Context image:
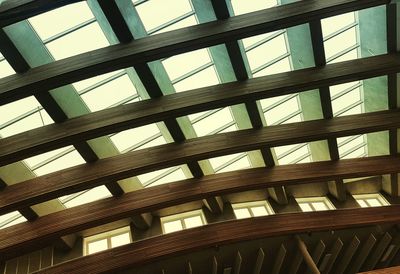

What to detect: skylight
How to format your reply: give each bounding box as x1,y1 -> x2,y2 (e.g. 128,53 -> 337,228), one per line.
0,211 -> 26,230
0,54 -> 14,78
138,166 -> 188,187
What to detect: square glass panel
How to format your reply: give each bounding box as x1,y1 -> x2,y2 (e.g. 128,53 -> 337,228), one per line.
216,155 -> 251,173
191,107 -> 234,137
298,203 -> 313,212
153,15 -> 197,35
312,202 -> 328,211
233,208 -> 251,219
173,65 -> 220,92
321,12 -> 355,38
0,59 -> 15,79
1,110 -> 53,138
324,27 -> 357,60
146,167 -> 188,187
88,239 -> 108,254
231,0 -> 277,15
47,22 -> 109,60
250,206 -> 269,217
184,216 -> 203,229
253,56 -> 291,77
63,186 -> 112,208
28,2 -> 94,41
34,150 -> 86,176
111,233 -> 131,248
163,220 -> 183,234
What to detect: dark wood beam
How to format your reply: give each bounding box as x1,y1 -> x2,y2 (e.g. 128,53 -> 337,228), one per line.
347,234 -> 377,273
34,207 -> 400,274
296,236 -> 320,274
253,248 -> 265,274
2,155 -> 400,259
1,53 -> 400,167
0,0 -> 389,105
359,266 -> 400,274
335,236 -> 360,274
363,232 -> 393,271
306,240 -> 325,274
1,110 -> 400,213
272,244 -> 287,274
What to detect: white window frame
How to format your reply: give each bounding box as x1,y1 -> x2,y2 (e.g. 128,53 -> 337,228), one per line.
232,200 -> 274,219
353,193 -> 389,207
296,197 -> 336,212
160,209 -> 206,234
83,226 -> 132,255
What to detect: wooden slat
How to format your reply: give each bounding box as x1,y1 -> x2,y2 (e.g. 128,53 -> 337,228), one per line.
1,155 -> 399,259
272,244 -> 287,274
363,232 -> 393,271
0,0 -> 390,105
360,266 -> 400,274
323,238 -> 343,274
253,248 -> 265,274
2,109 -> 400,213
347,234 -> 377,273
1,53 -> 400,167
212,256 -> 218,274
233,251 -> 242,274
296,236 -> 320,274
34,207 -> 400,274
335,235 -> 360,274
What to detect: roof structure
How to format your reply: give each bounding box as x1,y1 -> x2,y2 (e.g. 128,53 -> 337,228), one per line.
0,0 -> 399,273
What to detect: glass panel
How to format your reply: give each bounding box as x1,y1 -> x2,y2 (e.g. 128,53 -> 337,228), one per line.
153,15 -> 198,35
246,35 -> 287,70
324,27 -> 357,60
217,155 -> 251,173
111,233 -> 131,248
278,145 -> 309,165
63,186 -> 112,208
330,81 -> 360,98
47,23 -> 109,60
138,166 -> 186,187
263,96 -> 299,125
184,216 -> 203,229
88,239 -> 108,254
163,220 -> 183,233
250,206 -> 269,217
231,0 -> 277,15
0,59 -> 15,78
29,2 -> 94,41
0,96 -> 41,128
209,152 -> 245,171
191,107 -> 234,137
234,208 -> 251,219
1,216 -> 27,229
312,202 -> 329,211
356,199 -> 368,208
299,203 -> 313,212
34,150 -> 85,176
24,146 -> 73,168
81,75 -> 137,112
72,70 -> 124,91
366,198 -> 382,207
0,211 -> 26,229
321,12 -> 355,38
135,0 -> 193,32
253,57 -> 291,77
174,65 -> 220,92
329,48 -> 358,64
1,110 -> 53,138
331,88 -> 361,114
163,49 -> 212,81
147,167 -> 187,187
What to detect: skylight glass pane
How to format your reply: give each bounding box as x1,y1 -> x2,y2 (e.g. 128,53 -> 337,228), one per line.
147,167 -> 187,187
0,110 -> 53,138
278,145 -> 309,165
330,81 -> 360,98
63,186 -> 112,208
24,146 -> 73,168
28,2 -> 94,41
234,208 -> 251,219
357,199 -> 368,208
328,48 -> 358,64
250,206 -> 268,217
174,66 -> 220,92
34,150 -> 85,176
341,146 -> 366,159
0,96 -> 41,126
253,57 -> 291,77
263,96 -> 299,125
72,70 -> 125,91
0,211 -> 26,229
209,152 -> 247,172
111,124 -> 164,152
321,13 -> 355,38
338,135 -> 367,159
217,155 -> 250,173
153,15 -> 197,35
312,202 -> 328,211
231,0 -> 277,15
0,59 -> 15,78
163,220 -> 183,234
135,0 -> 193,32
88,239 -> 108,254
332,88 -> 361,114
81,75 -> 138,112
299,203 -> 313,212
337,103 -> 363,117
246,35 -> 287,70
46,23 -> 109,60
324,27 -> 357,60
338,135 -> 364,156
366,198 -> 382,207
163,49 -> 212,81
184,216 -> 203,229
191,107 -> 234,137
242,31 -> 281,49
111,233 -> 131,248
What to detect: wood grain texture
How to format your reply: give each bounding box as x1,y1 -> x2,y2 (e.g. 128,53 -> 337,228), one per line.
34,206 -> 400,274
1,110 -> 400,213
0,0 -> 389,105
2,155 -> 400,259
360,266 -> 400,273
1,53 -> 400,167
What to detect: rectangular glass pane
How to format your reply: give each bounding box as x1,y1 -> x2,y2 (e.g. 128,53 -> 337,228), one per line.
234,208 -> 251,219
184,216 -> 203,229
111,233 -> 131,248
88,239 -> 108,254
163,220 -> 183,234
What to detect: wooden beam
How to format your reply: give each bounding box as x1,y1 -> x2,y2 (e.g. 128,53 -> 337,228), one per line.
306,240 -> 325,274
253,248 -> 265,274
0,0 -> 390,105
2,155 -> 400,258
335,236 -> 361,274
212,256 -> 218,274
347,234 -> 377,273
34,207 -> 400,274
233,251 -> 242,274
2,109 -> 400,212
296,236 -> 320,274
1,53 -> 400,167
359,266 -> 400,274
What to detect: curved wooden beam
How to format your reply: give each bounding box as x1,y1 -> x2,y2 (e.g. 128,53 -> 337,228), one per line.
0,0 -> 389,105
1,53 -> 399,167
1,110 -> 400,214
1,155 -> 400,259
36,206 -> 400,274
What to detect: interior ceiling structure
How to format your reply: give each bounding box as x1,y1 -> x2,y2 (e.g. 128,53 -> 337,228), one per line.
0,0 -> 400,273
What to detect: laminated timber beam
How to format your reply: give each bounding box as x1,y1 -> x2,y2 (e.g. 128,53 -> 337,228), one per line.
35,206 -> 400,274
1,110 -> 400,214
1,53 -> 400,166
2,155 -> 400,259
0,0 -> 390,105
